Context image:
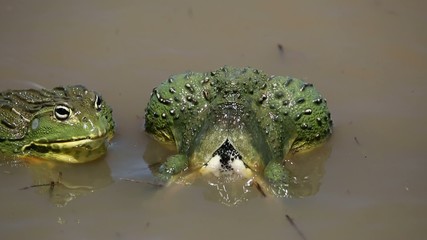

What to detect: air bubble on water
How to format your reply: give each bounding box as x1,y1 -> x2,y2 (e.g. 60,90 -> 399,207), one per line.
57,217 -> 66,224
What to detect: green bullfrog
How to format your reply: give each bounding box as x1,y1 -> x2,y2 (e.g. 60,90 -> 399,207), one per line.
0,85 -> 115,163
144,66 -> 332,196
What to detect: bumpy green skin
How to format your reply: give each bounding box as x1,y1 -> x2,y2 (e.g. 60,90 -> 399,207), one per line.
145,66 -> 332,194
0,85 -> 115,163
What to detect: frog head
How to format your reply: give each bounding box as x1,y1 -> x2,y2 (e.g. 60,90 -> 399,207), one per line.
1,85 -> 115,163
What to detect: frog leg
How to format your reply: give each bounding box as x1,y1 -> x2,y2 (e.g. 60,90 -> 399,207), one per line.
263,160 -> 292,197
157,154 -> 189,182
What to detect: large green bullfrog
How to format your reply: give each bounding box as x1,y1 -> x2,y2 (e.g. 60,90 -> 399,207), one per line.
0,85 -> 115,163
144,66 -> 332,196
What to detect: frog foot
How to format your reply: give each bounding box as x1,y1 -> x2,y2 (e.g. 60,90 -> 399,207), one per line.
157,154 -> 189,183
264,161 -> 292,197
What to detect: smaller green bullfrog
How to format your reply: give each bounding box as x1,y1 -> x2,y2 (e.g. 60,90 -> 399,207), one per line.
144,66 -> 332,196
0,85 -> 115,163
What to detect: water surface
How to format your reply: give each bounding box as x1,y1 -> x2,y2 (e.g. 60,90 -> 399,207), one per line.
1,1 -> 426,239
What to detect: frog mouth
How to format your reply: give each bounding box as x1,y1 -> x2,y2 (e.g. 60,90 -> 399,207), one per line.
22,134 -> 112,163
200,139 -> 253,179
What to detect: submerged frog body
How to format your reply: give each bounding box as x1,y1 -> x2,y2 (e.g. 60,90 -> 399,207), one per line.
0,85 -> 115,163
144,66 -> 332,196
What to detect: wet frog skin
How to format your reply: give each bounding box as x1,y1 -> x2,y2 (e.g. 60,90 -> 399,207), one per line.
144,66 -> 332,196
0,85 -> 115,163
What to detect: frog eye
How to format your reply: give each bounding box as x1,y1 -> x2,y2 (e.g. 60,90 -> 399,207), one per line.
54,105 -> 71,121
94,95 -> 103,111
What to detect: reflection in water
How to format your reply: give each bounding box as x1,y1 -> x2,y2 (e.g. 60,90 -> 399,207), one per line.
143,137 -> 331,206
142,136 -> 177,166
202,177 -> 261,206
286,142 -> 332,198
1,156 -> 113,207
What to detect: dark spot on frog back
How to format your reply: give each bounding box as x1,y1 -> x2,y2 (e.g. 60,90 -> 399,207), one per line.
274,91 -> 284,99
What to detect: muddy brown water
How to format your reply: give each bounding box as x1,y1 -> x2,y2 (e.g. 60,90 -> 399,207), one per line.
1,1 -> 426,239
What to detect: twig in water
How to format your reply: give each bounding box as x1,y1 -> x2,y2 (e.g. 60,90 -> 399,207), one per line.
277,43 -> 284,55
20,182 -> 55,190
286,214 -> 307,240
120,178 -> 164,187
354,136 -> 360,146
20,171 -> 63,191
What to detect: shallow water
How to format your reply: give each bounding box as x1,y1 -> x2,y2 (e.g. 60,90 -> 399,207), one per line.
1,0 -> 426,239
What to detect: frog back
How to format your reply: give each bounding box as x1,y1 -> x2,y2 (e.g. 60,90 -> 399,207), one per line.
144,66 -> 332,158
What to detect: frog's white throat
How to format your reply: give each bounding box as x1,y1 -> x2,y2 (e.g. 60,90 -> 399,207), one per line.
200,139 -> 252,179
